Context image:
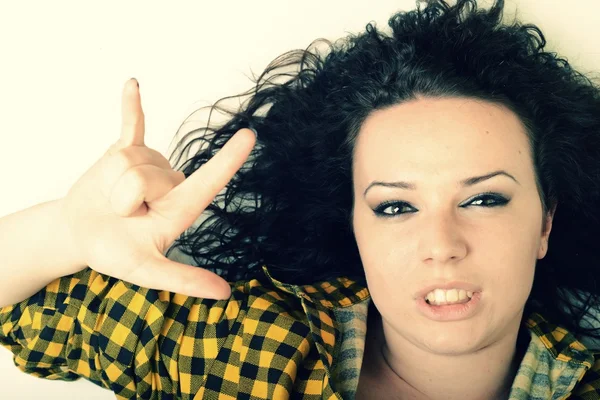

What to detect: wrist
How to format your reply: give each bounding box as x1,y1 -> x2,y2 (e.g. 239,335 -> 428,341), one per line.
53,198 -> 88,276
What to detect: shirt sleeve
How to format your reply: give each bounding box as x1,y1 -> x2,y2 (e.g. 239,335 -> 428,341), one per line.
0,267 -> 244,399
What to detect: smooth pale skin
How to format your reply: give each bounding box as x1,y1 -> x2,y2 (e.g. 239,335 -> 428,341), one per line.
61,79 -> 256,300
352,97 -> 555,399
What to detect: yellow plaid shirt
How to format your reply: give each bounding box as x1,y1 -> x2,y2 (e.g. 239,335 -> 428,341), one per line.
1,265 -> 599,399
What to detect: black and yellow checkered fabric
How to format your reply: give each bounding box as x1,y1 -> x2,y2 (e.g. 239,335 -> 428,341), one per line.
1,265 -> 599,399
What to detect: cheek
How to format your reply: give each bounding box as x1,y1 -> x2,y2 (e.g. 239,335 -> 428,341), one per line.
354,214 -> 394,266
484,229 -> 539,290
462,220 -> 539,314
485,213 -> 541,271
353,216 -> 413,292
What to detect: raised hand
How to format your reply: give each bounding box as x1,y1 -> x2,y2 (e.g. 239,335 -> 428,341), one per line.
60,78 -> 256,300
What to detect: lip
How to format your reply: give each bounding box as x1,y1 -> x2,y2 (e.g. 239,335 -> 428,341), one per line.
416,291 -> 482,322
414,281 -> 482,300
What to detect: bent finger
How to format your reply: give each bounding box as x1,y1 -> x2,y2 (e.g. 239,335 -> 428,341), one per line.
110,165 -> 185,217
106,146 -> 173,176
101,147 -> 174,200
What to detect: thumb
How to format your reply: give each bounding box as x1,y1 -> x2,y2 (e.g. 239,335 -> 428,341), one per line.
125,255 -> 232,300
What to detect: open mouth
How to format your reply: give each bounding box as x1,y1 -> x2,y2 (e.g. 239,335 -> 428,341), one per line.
417,291 -> 482,321
424,289 -> 475,306
425,297 -> 472,306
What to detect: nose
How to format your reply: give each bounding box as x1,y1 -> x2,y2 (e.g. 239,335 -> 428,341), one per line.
418,211 -> 468,265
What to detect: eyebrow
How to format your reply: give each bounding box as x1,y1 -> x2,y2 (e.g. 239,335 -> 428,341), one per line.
363,170 -> 520,197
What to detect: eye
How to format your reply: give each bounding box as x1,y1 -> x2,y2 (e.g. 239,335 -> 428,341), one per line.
463,193 -> 509,208
373,201 -> 415,217
372,192 -> 509,218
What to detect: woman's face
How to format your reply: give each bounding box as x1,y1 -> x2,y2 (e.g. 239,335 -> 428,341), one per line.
352,96 -> 554,355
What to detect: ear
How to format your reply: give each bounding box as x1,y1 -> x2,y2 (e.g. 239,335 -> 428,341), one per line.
538,203 -> 557,259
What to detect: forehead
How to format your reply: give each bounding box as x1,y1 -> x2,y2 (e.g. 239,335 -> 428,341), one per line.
352,97 -> 532,187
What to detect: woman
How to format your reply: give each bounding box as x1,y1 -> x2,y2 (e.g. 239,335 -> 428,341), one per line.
1,0 -> 599,398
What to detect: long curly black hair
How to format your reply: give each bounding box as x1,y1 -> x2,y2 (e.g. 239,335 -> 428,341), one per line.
165,0 -> 600,340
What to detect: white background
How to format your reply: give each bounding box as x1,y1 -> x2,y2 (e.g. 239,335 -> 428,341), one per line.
1,1 -> 598,398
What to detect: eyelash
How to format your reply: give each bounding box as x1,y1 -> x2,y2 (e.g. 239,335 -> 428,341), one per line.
373,192 -> 510,218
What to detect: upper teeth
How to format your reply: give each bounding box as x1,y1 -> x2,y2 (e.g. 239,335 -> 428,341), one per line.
425,289 -> 474,304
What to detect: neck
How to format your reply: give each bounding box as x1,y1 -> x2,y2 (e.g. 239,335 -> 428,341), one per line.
362,307 -> 528,400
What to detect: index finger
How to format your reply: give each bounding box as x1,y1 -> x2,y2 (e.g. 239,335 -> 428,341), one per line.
155,128 -> 257,230
118,78 -> 145,149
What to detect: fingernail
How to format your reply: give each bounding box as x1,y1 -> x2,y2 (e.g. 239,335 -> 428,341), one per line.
130,77 -> 139,88
249,127 -> 258,137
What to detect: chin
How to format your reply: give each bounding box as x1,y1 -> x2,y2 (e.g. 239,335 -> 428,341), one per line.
417,326 -> 485,355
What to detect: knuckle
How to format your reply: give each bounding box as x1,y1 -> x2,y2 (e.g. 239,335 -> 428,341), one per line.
112,148 -> 150,171
118,147 -> 139,162
126,166 -> 149,188
111,151 -> 134,173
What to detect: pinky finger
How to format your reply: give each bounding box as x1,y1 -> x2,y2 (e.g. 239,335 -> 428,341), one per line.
126,253 -> 232,300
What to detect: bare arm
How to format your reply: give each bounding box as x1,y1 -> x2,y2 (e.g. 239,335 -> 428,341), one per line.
0,199 -> 85,308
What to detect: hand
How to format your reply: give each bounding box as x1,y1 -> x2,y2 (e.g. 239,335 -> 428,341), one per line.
60,78 -> 256,300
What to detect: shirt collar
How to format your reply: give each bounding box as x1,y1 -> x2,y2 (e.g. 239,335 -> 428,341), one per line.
260,265 -> 370,308
509,312 -> 596,398
525,312 -> 595,365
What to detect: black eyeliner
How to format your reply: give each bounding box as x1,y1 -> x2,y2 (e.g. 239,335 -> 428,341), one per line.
372,192 -> 510,218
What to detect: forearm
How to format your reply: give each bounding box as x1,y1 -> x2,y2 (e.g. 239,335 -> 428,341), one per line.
0,199 -> 86,308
